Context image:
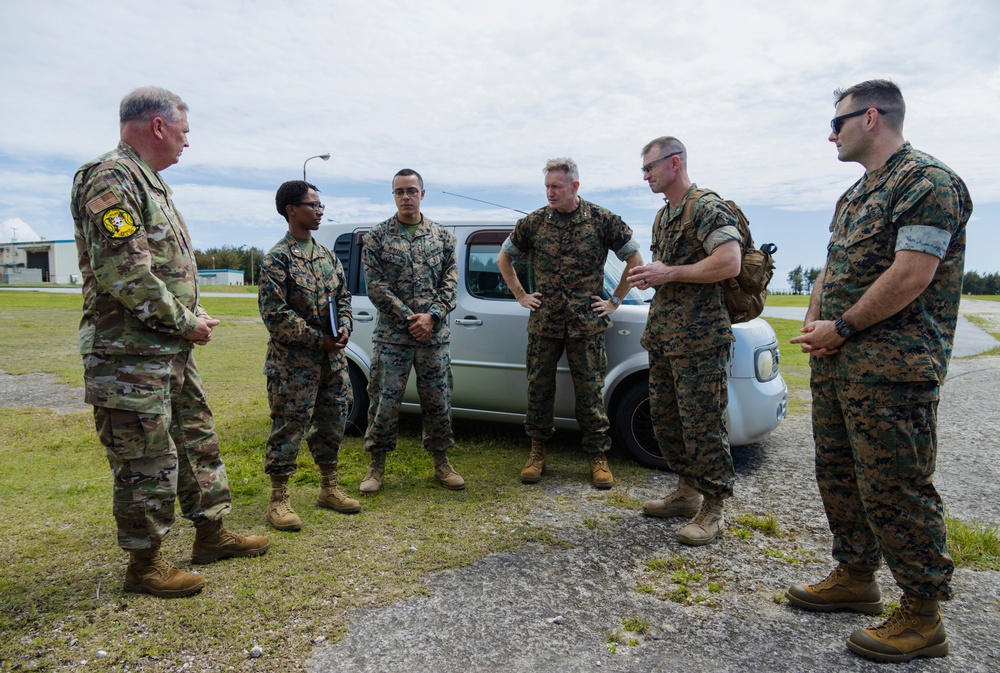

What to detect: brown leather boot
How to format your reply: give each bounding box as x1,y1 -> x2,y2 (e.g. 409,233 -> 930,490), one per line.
267,474 -> 302,531
847,593 -> 948,662
677,497 -> 724,546
642,475 -> 704,518
124,547 -> 205,598
520,439 -> 546,483
587,453 -> 614,489
431,451 -> 466,490
359,451 -> 386,494
317,464 -> 361,513
786,564 -> 884,614
191,520 -> 270,565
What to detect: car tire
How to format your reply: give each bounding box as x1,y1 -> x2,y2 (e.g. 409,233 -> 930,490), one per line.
345,362 -> 369,436
613,378 -> 667,470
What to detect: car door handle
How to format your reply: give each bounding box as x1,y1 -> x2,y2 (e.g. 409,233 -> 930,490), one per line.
454,317 -> 483,326
355,312 -> 374,322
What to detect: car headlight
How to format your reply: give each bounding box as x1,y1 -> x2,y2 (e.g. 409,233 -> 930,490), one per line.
754,343 -> 780,382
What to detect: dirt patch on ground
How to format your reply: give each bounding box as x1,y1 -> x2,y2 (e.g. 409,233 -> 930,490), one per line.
0,370 -> 90,414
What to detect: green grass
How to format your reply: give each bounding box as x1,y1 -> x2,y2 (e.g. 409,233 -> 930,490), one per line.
1,292 -> 628,671
638,554 -> 720,606
762,294 -> 811,307
947,517 -> 1000,570
733,512 -> 783,537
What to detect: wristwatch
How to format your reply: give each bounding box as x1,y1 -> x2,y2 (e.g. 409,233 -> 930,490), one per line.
610,296 -> 621,306
834,317 -> 857,340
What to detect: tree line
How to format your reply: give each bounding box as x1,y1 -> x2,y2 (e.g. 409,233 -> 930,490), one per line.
786,265 -> 1000,296
194,245 -> 266,285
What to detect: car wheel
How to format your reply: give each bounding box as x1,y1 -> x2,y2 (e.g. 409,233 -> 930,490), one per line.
345,362 -> 369,436
613,378 -> 667,470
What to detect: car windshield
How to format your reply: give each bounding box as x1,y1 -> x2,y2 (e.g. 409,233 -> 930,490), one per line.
604,254 -> 654,305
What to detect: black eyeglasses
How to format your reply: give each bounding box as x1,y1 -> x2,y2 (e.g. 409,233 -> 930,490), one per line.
293,201 -> 325,210
392,188 -> 421,197
830,108 -> 885,134
641,151 -> 683,174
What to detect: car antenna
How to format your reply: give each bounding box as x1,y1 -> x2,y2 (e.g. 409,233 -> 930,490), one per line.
442,191 -> 529,215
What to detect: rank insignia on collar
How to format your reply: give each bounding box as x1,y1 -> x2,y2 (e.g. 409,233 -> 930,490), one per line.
102,208 -> 138,239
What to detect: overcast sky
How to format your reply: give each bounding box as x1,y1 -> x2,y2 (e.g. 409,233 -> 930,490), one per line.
1,0 -> 997,290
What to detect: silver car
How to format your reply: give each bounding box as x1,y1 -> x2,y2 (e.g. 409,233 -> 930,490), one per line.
316,222 -> 788,469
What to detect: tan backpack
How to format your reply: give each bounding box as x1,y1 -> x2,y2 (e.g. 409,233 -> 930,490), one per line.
656,188 -> 777,323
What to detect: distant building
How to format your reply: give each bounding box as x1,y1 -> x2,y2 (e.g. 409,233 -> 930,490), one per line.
0,239 -> 80,284
197,269 -> 245,286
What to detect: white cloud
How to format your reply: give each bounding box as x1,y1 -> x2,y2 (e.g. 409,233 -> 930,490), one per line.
0,218 -> 42,243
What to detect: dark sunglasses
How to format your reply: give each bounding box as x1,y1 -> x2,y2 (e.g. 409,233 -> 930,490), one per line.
830,108 -> 885,134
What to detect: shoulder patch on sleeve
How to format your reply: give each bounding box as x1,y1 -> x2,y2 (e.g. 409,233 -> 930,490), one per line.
86,191 -> 121,214
101,208 -> 139,239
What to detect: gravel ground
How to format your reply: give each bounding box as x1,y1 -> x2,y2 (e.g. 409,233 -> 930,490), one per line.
310,357 -> 1000,673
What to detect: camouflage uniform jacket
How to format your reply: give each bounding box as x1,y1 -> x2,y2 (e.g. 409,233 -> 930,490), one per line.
363,215 -> 458,346
71,141 -> 203,358
258,232 -> 353,376
814,142 -> 971,384
506,199 -> 638,338
641,185 -> 741,355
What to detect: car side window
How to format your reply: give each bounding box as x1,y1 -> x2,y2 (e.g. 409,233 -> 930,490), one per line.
467,243 -> 533,300
465,229 -> 533,301
334,231 -> 367,295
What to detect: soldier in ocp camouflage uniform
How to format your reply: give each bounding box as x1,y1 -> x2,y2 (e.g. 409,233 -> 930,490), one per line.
786,80 -> 971,663
497,158 -> 641,489
258,181 -> 359,531
71,86 -> 268,599
359,169 -> 465,494
628,137 -> 743,546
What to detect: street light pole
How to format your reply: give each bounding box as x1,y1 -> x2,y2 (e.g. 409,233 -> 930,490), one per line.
303,153 -> 330,180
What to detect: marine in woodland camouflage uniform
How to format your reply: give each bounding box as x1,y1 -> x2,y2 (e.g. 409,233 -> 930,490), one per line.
786,80 -> 971,663
71,86 -> 267,598
629,137 -> 743,546
260,206 -> 353,475
258,181 -> 359,528
498,158 -> 641,488
359,169 -> 464,493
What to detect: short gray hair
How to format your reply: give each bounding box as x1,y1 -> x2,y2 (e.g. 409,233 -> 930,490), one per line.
120,86 -> 188,124
641,136 -> 686,163
543,157 -> 579,182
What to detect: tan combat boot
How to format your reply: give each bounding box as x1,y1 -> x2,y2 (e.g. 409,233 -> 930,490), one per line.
317,464 -> 361,513
642,474 -> 704,518
191,520 -> 270,565
359,451 -> 386,494
432,451 -> 466,490
846,594 -> 948,662
677,496 -> 724,545
587,453 -> 614,489
520,439 -> 546,483
786,564 -> 884,614
123,547 -> 205,598
267,474 -> 303,531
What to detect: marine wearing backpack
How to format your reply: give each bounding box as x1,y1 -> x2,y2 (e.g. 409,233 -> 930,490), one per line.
653,188 -> 777,323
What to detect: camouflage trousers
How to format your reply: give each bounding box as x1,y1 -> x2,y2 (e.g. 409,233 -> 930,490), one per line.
265,352 -> 351,475
525,333 -> 610,454
86,350 -> 231,551
811,373 -> 953,599
364,341 -> 454,453
648,345 -> 733,499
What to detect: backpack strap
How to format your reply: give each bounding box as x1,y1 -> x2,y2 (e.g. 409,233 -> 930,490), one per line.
679,188 -> 721,258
